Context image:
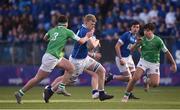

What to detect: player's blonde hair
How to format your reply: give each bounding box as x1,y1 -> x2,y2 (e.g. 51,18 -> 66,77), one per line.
84,14 -> 97,22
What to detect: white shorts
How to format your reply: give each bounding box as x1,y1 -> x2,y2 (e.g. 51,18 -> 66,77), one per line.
40,53 -> 62,72
137,58 -> 160,75
69,55 -> 101,83
115,55 -> 136,73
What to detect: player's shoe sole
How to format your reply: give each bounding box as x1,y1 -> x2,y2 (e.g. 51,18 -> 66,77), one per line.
121,95 -> 129,102
99,94 -> 114,101
43,86 -> 54,103
14,92 -> 22,104
129,93 -> 140,99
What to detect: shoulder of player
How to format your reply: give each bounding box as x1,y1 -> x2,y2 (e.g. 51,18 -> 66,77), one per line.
60,27 -> 74,34
154,35 -> 163,42
77,27 -> 89,36
123,31 -> 130,36
119,31 -> 129,39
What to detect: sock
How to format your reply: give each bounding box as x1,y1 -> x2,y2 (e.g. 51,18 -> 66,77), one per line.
18,89 -> 25,97
92,89 -> 98,95
59,83 -> 65,90
99,90 -> 105,96
47,85 -> 54,94
47,85 -> 51,89
112,75 -> 116,79
124,92 -> 131,97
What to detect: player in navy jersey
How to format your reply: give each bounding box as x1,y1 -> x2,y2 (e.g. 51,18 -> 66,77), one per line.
43,14 -> 113,103
105,21 -> 140,99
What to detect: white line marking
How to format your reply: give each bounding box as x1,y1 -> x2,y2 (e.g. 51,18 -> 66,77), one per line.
0,99 -> 179,104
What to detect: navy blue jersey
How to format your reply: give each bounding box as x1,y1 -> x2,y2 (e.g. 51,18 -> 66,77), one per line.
118,31 -> 137,57
71,25 -> 90,59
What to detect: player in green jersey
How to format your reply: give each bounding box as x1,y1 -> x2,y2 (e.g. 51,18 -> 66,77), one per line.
122,23 -> 177,102
14,15 -> 93,104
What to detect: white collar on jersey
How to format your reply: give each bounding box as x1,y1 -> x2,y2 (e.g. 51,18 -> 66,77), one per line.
82,24 -> 87,28
146,34 -> 155,41
57,25 -> 66,28
129,31 -> 136,36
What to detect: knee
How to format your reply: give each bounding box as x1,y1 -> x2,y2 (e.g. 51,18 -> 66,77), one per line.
131,76 -> 139,83
91,73 -> 98,78
67,64 -> 75,74
96,66 -> 106,74
127,76 -> 132,81
123,75 -> 131,82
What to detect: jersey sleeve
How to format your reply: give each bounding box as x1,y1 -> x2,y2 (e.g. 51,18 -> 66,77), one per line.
118,32 -> 128,45
159,38 -> 168,53
67,29 -> 81,41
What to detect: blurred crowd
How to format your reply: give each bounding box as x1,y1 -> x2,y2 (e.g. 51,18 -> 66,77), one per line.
0,0 -> 179,43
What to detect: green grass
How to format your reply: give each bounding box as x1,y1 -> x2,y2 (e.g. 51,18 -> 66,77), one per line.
0,86 -> 180,109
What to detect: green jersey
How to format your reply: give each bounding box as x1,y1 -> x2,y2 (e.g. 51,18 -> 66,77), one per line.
45,26 -> 80,58
139,35 -> 168,63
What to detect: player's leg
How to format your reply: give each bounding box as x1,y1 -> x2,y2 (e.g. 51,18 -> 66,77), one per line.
86,57 -> 113,101
143,62 -> 160,92
127,67 -> 140,99
43,75 -> 64,103
43,57 -> 74,103
105,57 -> 131,84
51,75 -> 64,89
84,69 -> 99,99
56,57 -> 75,85
14,69 -> 50,104
15,53 -> 57,104
122,67 -> 144,102
51,56 -> 84,97
148,74 -> 160,88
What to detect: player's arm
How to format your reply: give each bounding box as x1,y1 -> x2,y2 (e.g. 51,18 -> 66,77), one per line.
87,36 -> 100,49
74,30 -> 94,45
115,41 -> 122,59
115,41 -> 125,65
88,51 -> 102,60
131,36 -> 142,52
165,51 -> 177,71
70,29 -> 94,44
165,51 -> 177,73
43,33 -> 50,41
160,40 -> 177,73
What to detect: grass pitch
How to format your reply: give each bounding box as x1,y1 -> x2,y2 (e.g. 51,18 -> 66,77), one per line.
0,86 -> 180,109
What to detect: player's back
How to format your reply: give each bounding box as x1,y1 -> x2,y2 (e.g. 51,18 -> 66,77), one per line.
46,26 -> 74,58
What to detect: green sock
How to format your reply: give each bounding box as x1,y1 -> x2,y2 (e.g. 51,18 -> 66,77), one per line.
19,89 -> 25,97
59,83 -> 65,90
125,92 -> 131,96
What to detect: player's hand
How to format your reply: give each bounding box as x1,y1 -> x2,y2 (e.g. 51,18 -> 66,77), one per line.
98,42 -> 101,47
170,64 -> 177,73
94,52 -> 102,60
119,58 -> 126,65
86,32 -> 93,38
136,37 -> 142,44
86,28 -> 95,38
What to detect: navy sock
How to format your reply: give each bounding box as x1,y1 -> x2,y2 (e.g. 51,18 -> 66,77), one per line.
47,85 -> 54,94
92,89 -> 98,94
99,90 -> 105,96
47,85 -> 51,89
